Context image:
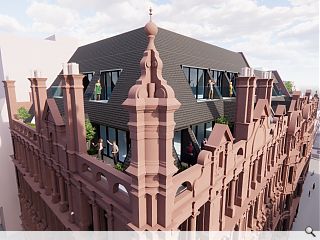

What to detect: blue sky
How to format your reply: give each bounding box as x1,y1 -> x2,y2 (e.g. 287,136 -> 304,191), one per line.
0,0 -> 318,91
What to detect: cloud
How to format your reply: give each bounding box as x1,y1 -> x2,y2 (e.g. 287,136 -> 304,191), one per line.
0,15 -> 25,32
3,0 -> 319,90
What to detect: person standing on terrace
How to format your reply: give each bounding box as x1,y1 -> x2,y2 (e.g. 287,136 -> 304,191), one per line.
207,79 -> 215,99
229,81 -> 233,97
107,140 -> 119,165
95,79 -> 102,100
92,138 -> 104,161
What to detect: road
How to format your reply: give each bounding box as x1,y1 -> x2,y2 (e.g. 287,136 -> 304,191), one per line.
292,125 -> 320,231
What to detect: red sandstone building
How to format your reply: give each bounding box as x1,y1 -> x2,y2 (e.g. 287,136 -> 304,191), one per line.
2,17 -> 319,231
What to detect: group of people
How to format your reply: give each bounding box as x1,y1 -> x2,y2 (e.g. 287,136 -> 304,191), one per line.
92,138 -> 119,165
308,171 -> 316,198
94,78 -> 234,101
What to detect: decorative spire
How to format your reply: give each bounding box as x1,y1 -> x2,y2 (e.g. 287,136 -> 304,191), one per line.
149,7 -> 152,21
124,8 -> 177,100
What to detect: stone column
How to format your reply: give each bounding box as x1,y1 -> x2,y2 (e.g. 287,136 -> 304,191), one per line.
92,202 -> 100,231
67,180 -> 75,223
44,163 -> 52,196
58,175 -> 68,212
248,204 -> 254,228
189,211 -> 199,231
204,199 -> 215,230
226,178 -> 236,217
251,159 -> 258,189
229,179 -> 235,208
28,147 -> 34,178
50,167 -> 60,203
105,205 -> 114,230
24,144 -> 30,172
38,155 -> 44,189
33,153 -> 39,182
79,190 -> 89,230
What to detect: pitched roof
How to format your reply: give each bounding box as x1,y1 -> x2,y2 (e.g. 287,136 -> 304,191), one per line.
50,27 -> 249,130
274,105 -> 286,116
207,123 -> 234,147
253,99 -> 270,120
271,71 -> 290,97
42,98 -> 64,126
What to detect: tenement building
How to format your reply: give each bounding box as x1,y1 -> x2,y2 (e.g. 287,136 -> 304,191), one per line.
3,17 -> 319,231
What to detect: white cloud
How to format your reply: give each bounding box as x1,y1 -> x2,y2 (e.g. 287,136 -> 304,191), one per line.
27,2 -> 79,26
3,0 -> 318,91
0,15 -> 25,32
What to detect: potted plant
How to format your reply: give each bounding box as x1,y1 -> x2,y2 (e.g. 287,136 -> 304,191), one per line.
17,107 -> 31,122
215,115 -> 229,125
85,119 -> 96,150
114,162 -> 125,171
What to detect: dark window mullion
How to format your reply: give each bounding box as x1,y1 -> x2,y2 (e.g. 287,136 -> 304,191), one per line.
106,126 -> 109,157
196,69 -> 198,99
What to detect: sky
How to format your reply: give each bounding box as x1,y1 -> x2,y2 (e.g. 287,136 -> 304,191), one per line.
0,0 -> 318,92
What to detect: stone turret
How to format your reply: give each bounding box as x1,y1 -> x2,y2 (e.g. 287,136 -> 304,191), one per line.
122,10 -> 181,229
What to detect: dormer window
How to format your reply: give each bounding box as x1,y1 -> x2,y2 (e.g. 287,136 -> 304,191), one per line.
83,72 -> 94,93
182,65 -> 238,99
183,66 -> 205,99
94,69 -> 122,101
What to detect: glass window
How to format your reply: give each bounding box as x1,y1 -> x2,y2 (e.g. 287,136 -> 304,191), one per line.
51,86 -> 62,98
112,71 -> 118,87
98,70 -> 121,101
174,131 -> 181,158
183,67 -> 189,80
198,69 -> 204,99
108,127 -> 116,156
106,72 -> 112,100
100,126 -> 107,142
118,130 -> 127,162
205,122 -> 212,138
190,68 -> 197,97
196,123 -> 205,144
83,72 -> 93,93
192,125 -> 197,137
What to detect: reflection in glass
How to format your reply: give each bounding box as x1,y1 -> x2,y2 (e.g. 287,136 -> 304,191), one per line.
190,68 -> 197,97
196,123 -> 205,144
206,122 -> 212,138
174,131 -> 181,158
198,69 -> 204,99
118,130 -> 127,162
108,127 -> 116,156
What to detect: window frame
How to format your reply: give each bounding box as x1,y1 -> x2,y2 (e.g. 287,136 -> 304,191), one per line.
99,69 -> 122,100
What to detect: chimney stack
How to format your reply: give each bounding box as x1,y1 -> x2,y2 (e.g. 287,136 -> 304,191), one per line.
235,67 -> 256,140
61,63 -> 86,155
28,70 -> 47,133
256,71 -> 273,105
2,80 -> 17,128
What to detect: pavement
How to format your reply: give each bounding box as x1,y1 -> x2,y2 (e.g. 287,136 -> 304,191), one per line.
291,127 -> 320,231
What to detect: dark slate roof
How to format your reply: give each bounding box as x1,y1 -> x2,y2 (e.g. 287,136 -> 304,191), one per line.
271,70 -> 290,97
51,27 -> 249,130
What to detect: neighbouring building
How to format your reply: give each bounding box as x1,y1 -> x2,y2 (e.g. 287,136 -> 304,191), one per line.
0,33 -> 78,230
2,16 -> 319,231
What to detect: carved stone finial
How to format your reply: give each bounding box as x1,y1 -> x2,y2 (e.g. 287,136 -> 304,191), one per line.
144,7 -> 158,38
149,7 -> 152,21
